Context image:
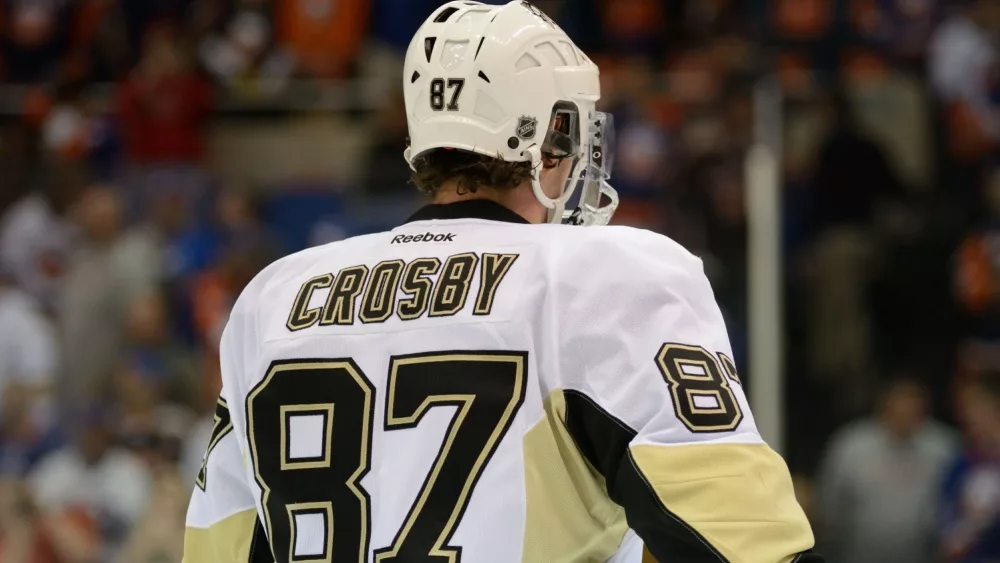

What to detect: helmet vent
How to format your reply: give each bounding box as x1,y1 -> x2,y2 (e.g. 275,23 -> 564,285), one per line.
474,37 -> 485,60
434,7 -> 460,22
456,8 -> 492,24
559,41 -> 579,65
478,70 -> 490,83
515,52 -> 541,72
424,37 -> 437,62
441,39 -> 470,70
411,71 -> 420,83
535,41 -> 566,66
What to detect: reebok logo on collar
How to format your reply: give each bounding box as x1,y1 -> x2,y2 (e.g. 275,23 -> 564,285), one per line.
391,232 -> 456,244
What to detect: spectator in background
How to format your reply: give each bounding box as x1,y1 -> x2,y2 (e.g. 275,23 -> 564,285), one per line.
191,235 -> 270,355
115,345 -> 195,462
940,373 -> 1000,562
0,261 -> 57,429
850,0 -> 939,68
817,378 -> 957,563
112,330 -> 193,563
0,395 -> 63,479
363,90 -> 413,194
198,0 -> 294,95
59,186 -> 133,404
73,0 -> 132,83
810,88 -> 903,237
593,0 -> 666,56
596,57 -> 671,227
118,0 -> 198,58
123,174 -> 211,284
28,404 -> 150,559
0,124 -> 39,212
39,82 -> 92,163
117,464 -> 187,563
0,162 -> 80,310
0,261 -> 61,478
117,22 -> 212,165
0,477 -> 100,563
275,0 -> 368,78
614,120 -> 669,202
0,0 -> 91,83
930,0 -> 1000,168
215,188 -> 279,254
669,149 -> 748,366
121,292 -> 198,408
805,87 -> 903,413
955,167 -> 1000,340
118,401 -> 189,563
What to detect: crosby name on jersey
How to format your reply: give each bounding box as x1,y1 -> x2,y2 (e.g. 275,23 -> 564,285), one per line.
184,200 -> 817,563
284,246 -> 518,330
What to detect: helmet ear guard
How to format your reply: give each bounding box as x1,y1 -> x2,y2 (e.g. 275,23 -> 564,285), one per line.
525,144 -> 568,223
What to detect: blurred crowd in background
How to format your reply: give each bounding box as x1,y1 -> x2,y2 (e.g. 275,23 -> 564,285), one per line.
0,0 -> 999,561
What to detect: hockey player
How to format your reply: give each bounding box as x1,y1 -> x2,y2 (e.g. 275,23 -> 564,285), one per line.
183,2 -> 822,562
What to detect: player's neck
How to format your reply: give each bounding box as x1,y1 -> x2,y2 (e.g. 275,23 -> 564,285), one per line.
432,182 -> 546,224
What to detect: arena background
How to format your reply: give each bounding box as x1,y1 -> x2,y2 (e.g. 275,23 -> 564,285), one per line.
0,0 -> 999,562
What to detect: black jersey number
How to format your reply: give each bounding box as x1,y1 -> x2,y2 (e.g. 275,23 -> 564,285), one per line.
247,360 -> 375,563
430,78 -> 465,111
655,344 -> 743,433
246,352 -> 527,563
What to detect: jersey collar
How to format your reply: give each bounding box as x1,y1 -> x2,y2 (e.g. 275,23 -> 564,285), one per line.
404,199 -> 530,225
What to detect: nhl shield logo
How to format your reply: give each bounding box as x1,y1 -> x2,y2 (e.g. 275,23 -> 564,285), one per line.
516,116 -> 538,140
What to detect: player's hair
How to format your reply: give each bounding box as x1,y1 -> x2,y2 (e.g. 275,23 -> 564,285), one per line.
410,149 -> 533,196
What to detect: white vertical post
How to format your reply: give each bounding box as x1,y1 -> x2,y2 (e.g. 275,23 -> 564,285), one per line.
746,78 -> 784,453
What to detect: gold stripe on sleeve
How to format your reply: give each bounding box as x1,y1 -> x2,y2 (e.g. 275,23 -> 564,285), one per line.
630,443 -> 814,563
183,509 -> 259,563
521,390 -> 630,563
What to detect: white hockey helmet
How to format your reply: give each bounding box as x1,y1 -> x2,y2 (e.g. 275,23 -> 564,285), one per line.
403,0 -> 618,225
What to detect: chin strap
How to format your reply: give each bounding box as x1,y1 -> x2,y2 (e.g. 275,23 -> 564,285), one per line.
525,145 -> 571,224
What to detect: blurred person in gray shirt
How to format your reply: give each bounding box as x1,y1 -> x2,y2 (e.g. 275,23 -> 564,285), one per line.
59,185 -> 162,406
817,378 -> 958,563
0,261 -> 56,427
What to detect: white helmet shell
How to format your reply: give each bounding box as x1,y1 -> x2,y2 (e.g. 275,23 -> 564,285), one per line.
403,1 -> 601,222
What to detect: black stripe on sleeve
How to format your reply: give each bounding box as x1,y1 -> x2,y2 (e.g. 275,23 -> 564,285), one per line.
247,517 -> 272,563
562,389 -> 729,562
562,390 -> 826,563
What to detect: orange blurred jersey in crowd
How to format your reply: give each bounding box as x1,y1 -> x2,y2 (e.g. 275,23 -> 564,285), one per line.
774,0 -> 833,39
947,101 -> 998,162
956,234 -> 995,313
275,0 -> 369,78
595,0 -> 665,40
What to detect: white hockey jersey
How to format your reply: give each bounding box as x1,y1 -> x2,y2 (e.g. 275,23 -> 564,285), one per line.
184,199 -> 818,563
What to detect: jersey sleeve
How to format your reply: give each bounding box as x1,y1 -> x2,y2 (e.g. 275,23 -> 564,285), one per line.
183,302 -> 268,563
557,228 -> 821,563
